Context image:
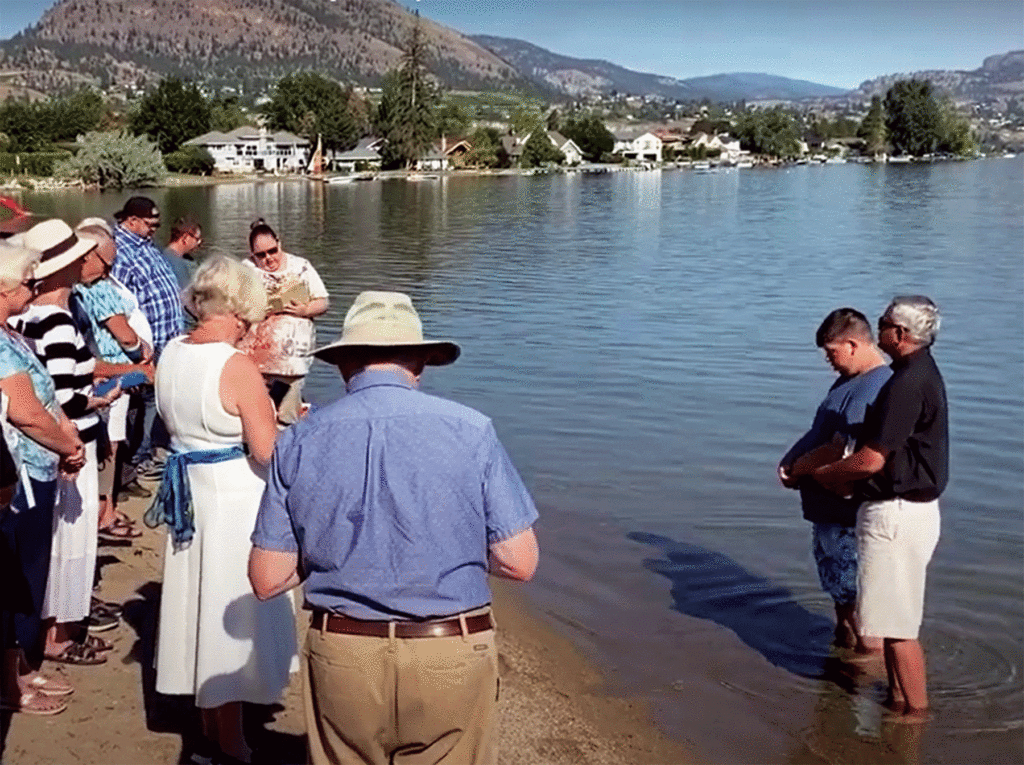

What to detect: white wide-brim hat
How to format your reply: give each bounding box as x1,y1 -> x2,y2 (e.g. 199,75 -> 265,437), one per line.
22,219 -> 97,279
312,291 -> 460,366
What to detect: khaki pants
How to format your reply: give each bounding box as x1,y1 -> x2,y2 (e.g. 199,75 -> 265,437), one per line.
303,611 -> 498,765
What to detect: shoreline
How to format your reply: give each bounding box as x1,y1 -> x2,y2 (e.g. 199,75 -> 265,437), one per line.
0,484 -> 695,765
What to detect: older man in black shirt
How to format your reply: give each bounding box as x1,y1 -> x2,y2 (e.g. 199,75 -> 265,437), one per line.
814,295 -> 947,721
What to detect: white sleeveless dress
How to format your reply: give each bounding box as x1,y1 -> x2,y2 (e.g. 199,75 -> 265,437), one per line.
153,337 -> 297,708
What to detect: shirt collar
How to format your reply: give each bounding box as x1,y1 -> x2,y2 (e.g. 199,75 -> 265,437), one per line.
346,368 -> 417,394
116,224 -> 150,246
891,345 -> 931,370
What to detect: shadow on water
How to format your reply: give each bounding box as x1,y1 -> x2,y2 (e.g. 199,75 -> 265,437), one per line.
628,531 -> 835,679
121,582 -> 305,765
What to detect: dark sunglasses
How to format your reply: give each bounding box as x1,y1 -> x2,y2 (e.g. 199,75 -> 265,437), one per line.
878,318 -> 903,332
252,245 -> 279,259
24,278 -> 42,293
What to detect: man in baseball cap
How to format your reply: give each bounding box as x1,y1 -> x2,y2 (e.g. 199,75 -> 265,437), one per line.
250,291 -> 539,765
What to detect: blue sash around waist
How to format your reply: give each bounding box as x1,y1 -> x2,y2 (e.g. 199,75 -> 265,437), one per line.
143,445 -> 246,545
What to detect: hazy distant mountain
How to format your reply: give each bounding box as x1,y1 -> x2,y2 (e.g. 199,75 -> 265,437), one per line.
848,50 -> 1024,102
0,0 -> 534,95
470,35 -> 847,102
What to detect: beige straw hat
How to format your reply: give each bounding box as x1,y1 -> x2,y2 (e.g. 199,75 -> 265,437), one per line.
312,291 -> 460,366
22,219 -> 97,278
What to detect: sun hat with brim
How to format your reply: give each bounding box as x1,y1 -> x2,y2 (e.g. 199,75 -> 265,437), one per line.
312,291 -> 460,366
22,219 -> 98,279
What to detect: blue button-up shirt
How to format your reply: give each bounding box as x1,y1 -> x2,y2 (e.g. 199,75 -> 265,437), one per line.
252,369 -> 539,620
112,225 -> 183,357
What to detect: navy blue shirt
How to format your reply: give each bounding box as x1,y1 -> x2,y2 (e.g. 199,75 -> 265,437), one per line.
782,364 -> 892,526
252,369 -> 539,620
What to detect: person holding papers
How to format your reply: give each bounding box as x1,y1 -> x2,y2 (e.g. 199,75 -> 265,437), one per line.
238,219 -> 328,426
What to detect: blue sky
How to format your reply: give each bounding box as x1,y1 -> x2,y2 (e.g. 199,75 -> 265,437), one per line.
1,0 -> 1021,88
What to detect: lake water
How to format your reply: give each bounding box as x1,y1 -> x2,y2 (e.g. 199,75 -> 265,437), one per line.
22,158 -> 1023,764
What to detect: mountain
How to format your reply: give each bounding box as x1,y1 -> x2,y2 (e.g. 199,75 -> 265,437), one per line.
847,50 -> 1024,103
470,35 -> 847,102
0,0 -> 535,96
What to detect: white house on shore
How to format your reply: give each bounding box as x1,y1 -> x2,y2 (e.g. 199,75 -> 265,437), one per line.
690,132 -> 746,164
613,131 -> 663,163
183,126 -> 309,173
329,137 -> 384,172
547,131 -> 584,165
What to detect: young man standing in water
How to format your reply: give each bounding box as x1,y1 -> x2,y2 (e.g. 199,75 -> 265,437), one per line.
779,308 -> 890,654
813,296 -> 947,721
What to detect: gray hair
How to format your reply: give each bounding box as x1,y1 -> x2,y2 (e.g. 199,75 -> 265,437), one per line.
76,224 -> 114,248
886,295 -> 941,346
0,241 -> 41,290
183,255 -> 267,324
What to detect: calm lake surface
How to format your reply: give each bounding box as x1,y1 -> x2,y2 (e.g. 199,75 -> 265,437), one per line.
23,158 -> 1023,764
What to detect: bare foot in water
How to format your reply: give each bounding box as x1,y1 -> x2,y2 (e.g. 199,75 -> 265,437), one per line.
884,705 -> 932,724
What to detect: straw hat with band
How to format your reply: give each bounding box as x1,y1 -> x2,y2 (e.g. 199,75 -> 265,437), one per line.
312,291 -> 460,367
22,219 -> 98,279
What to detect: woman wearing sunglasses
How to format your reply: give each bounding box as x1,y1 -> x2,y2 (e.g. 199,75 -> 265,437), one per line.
238,219 -> 328,426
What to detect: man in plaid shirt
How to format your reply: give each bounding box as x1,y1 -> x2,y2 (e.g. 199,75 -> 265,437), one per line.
111,197 -> 184,480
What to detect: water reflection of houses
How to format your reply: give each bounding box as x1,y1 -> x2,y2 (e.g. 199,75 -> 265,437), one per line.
183,127 -> 309,173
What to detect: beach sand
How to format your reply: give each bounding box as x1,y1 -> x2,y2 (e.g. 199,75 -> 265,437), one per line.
1,487 -> 694,765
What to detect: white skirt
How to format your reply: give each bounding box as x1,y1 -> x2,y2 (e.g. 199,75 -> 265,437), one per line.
43,441 -> 99,622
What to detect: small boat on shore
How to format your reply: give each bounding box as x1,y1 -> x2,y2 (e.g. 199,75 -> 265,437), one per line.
324,176 -> 355,185
406,174 -> 440,182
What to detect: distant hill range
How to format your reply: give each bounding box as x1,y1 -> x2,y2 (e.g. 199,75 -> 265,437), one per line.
0,0 -> 1019,108
846,50 -> 1024,103
469,35 -> 846,101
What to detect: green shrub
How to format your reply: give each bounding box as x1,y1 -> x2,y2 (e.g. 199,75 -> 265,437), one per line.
54,130 -> 165,189
164,146 -> 215,175
0,151 -> 73,175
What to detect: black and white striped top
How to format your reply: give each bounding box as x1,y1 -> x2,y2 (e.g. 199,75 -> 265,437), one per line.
9,304 -> 102,444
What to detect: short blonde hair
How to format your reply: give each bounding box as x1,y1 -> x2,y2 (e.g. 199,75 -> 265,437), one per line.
183,255 -> 267,324
0,242 -> 41,290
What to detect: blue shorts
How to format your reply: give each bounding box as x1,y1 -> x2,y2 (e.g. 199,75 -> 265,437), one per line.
812,522 -> 858,605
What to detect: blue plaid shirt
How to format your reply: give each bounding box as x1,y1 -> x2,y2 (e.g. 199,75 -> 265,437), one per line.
112,225 -> 183,357
252,369 -> 539,620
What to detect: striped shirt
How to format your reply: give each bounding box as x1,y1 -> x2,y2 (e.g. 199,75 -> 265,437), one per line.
112,225 -> 183,358
9,304 -> 102,444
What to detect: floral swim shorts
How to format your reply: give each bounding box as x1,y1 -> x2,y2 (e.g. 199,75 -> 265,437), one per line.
812,522 -> 858,605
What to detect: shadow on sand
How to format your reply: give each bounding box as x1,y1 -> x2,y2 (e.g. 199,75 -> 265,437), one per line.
121,581 -> 305,765
628,531 -> 839,679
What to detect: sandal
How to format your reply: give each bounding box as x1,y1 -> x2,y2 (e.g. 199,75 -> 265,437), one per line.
113,511 -> 137,527
0,689 -> 68,715
83,634 -> 114,653
20,671 -> 74,696
44,641 -> 107,666
90,596 -> 123,617
98,523 -> 142,542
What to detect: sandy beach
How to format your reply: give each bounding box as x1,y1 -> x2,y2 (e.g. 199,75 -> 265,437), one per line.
0,484 -> 694,765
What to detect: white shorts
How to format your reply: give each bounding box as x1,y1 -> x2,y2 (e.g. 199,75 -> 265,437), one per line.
104,394 -> 130,442
856,498 -> 941,640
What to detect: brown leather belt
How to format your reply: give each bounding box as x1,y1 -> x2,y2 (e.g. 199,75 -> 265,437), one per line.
311,610 -> 493,639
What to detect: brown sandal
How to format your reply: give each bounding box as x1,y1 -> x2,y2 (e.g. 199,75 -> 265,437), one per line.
20,671 -> 74,696
44,641 -> 107,665
0,690 -> 68,715
83,634 -> 114,653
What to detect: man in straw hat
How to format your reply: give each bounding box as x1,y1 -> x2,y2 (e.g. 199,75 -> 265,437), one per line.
249,291 -> 539,765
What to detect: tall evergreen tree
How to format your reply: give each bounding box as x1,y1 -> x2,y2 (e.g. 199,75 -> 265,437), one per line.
375,15 -> 440,169
857,95 -> 887,155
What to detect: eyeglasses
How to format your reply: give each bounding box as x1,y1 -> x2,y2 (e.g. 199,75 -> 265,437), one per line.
188,231 -> 203,245
144,217 -> 161,229
878,318 -> 903,332
252,245 -> 279,259
23,278 -> 41,294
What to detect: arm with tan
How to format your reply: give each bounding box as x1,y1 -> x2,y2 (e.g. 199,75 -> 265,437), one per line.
248,547 -> 301,601
1,371 -> 82,459
220,352 -> 277,466
813,444 -> 887,493
489,526 -> 539,582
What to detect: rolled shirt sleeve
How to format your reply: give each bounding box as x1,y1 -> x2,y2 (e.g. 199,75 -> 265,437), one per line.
480,424 -> 539,545
252,431 -> 300,553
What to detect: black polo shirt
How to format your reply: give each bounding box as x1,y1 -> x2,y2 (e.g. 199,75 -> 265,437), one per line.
858,347 -> 948,502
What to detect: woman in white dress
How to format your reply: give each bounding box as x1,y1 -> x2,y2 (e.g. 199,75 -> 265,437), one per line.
151,256 -> 296,764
